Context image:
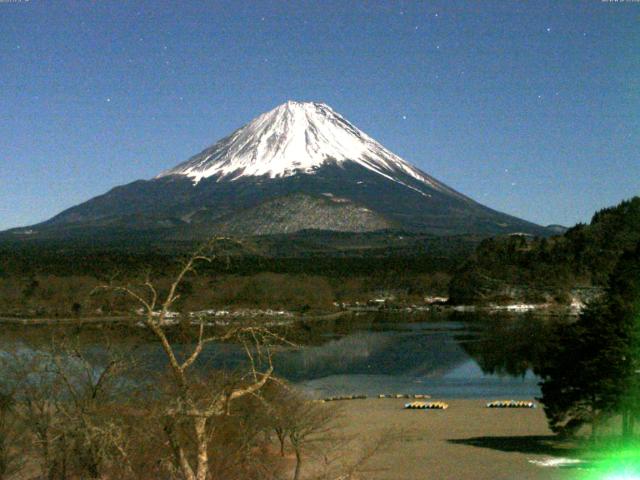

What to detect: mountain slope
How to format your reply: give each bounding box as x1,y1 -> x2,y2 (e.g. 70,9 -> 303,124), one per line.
6,101 -> 548,239
214,193 -> 393,235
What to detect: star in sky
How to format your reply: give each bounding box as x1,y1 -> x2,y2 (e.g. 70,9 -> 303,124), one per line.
2,0 -> 636,232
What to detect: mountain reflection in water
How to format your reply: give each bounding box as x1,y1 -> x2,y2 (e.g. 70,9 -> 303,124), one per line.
280,311 -> 562,398
0,311 -> 568,399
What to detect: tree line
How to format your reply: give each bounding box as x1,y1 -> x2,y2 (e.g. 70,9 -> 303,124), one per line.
449,196 -> 640,305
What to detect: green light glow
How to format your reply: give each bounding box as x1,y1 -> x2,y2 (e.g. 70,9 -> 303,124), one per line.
583,446 -> 640,480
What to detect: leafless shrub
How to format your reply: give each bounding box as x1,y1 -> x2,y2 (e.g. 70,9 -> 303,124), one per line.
90,238 -> 294,480
0,237 -> 390,480
0,389 -> 24,480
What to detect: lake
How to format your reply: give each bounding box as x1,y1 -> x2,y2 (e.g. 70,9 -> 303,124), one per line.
273,310 -> 560,398
0,310 -> 566,400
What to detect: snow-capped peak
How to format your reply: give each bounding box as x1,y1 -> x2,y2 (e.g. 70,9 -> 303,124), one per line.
157,101 -> 454,196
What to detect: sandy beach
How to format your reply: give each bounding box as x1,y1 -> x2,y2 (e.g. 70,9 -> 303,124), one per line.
335,398 -> 583,480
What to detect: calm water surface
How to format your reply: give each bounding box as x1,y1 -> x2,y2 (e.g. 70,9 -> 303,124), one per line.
274,312 -> 555,399
0,311 -> 565,399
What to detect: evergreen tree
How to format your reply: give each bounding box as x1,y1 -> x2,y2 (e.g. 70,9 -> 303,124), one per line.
538,241 -> 640,440
607,243 -> 640,438
539,300 -> 627,439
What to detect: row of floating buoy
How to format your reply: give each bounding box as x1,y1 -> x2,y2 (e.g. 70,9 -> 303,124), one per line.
486,400 -> 536,409
321,394 -> 432,402
378,394 -> 431,399
322,394 -> 368,402
317,396 -> 536,409
405,400 -> 536,410
404,401 -> 449,410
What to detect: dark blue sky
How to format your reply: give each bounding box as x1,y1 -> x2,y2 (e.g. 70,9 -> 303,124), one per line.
1,0 -> 638,230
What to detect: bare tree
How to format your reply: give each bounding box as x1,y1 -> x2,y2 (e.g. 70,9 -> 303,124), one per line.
8,350 -> 62,479
263,383 -> 336,480
0,389 -> 23,480
0,237 -> 391,480
0,325 -> 141,480
287,399 -> 334,480
93,238 -> 285,480
262,382 -> 391,480
49,332 -> 135,478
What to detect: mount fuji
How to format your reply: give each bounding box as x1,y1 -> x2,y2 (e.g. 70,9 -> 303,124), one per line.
8,101 -> 548,240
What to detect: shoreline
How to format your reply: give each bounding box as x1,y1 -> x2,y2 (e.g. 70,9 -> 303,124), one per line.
336,398 -> 580,479
0,310 -> 352,326
0,302 -> 578,326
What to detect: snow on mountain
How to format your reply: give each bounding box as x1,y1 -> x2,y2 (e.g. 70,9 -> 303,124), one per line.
157,101 -> 461,199
6,100 -> 549,240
